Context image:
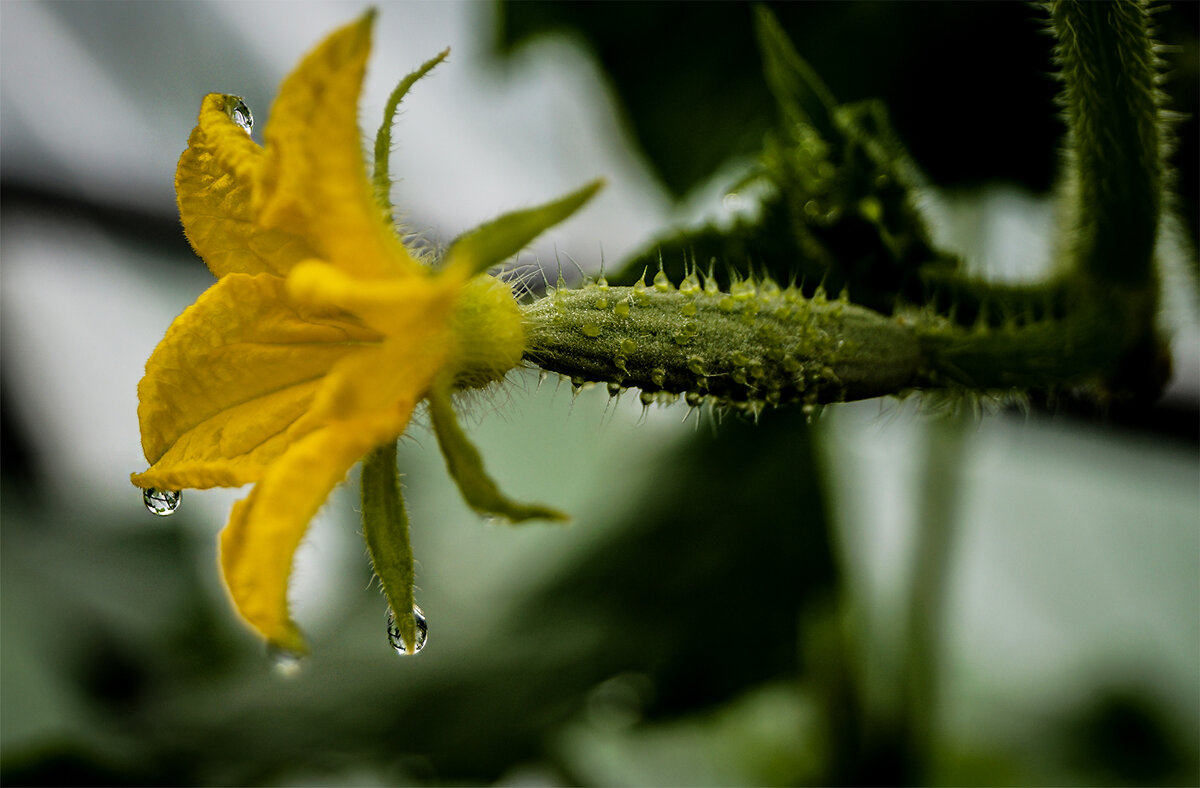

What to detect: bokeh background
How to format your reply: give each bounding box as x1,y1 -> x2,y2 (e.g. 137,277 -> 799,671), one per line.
2,1 -> 1197,785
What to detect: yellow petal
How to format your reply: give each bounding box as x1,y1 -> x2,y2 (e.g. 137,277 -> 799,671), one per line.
176,94 -> 318,277
218,286 -> 453,647
257,11 -> 421,280
290,326 -> 452,440
134,273 -> 380,489
219,417 -> 402,651
287,259 -> 464,337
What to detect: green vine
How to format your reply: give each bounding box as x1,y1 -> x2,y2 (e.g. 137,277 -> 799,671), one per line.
519,0 -> 1173,408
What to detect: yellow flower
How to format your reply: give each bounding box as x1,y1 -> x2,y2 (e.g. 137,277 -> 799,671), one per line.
131,11 -> 599,655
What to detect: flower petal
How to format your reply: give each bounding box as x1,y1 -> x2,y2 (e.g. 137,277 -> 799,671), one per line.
287,259 -> 463,337
258,11 -> 421,280
219,417 -> 401,651
134,273 -> 380,489
176,94 -> 318,277
289,328 -> 452,440
217,312 -> 449,649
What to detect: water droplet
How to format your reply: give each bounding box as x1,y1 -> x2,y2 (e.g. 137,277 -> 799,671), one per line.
571,375 -> 589,392
639,390 -> 655,406
387,605 -> 428,656
607,381 -> 622,397
224,96 -> 253,133
143,488 -> 182,516
267,645 -> 304,678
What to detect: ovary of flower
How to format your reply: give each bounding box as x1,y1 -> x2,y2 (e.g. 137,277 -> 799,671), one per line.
131,11 -> 598,653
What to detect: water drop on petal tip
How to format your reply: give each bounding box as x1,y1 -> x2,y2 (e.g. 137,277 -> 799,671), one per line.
387,605 -> 428,656
143,488 -> 182,516
267,645 -> 304,678
226,96 -> 253,133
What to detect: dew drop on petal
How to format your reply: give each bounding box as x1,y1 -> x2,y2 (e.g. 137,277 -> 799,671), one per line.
267,645 -> 304,678
143,488 -> 182,516
225,96 -> 253,133
386,605 -> 428,656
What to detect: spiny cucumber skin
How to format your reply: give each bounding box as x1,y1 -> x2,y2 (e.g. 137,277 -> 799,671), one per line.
521,280 -> 922,407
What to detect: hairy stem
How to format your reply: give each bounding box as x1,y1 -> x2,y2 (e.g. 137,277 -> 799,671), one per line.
360,442 -> 418,653
1051,0 -> 1162,287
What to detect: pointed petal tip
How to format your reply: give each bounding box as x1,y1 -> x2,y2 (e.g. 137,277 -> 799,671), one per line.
268,625 -> 309,657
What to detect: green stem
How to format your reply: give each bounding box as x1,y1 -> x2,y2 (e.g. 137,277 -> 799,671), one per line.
522,278 -> 921,408
360,442 -> 418,653
898,412 -> 968,782
1051,0 -> 1162,287
372,48 -> 449,220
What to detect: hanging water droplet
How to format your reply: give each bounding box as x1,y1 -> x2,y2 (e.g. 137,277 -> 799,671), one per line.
143,488 -> 182,516
267,645 -> 304,678
607,381 -> 622,397
224,96 -> 253,133
387,605 -> 428,656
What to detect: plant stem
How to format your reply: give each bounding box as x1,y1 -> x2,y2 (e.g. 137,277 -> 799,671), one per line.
899,411 -> 968,782
360,442 -> 418,652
